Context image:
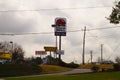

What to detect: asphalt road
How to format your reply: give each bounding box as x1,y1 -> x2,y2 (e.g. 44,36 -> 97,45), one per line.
3,69 -> 93,79
41,69 -> 93,76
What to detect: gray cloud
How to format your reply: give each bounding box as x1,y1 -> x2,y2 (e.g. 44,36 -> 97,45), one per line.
0,13 -> 34,33
0,0 -> 119,63
33,35 -> 55,45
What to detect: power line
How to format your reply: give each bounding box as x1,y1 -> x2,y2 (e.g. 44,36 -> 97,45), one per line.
86,26 -> 120,60
0,6 -> 112,12
87,26 -> 120,31
0,32 -> 54,36
0,26 -> 119,36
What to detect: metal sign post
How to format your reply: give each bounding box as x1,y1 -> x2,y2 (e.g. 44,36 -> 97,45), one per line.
44,46 -> 57,64
52,17 -> 67,61
59,36 -> 61,60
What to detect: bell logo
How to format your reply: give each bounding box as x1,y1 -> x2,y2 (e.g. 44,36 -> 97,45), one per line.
56,18 -> 66,26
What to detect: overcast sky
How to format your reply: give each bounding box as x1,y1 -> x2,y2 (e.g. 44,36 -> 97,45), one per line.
0,0 -> 120,63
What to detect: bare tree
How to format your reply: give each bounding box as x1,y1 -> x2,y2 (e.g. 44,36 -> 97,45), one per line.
0,41 -> 24,63
12,44 -> 24,63
115,56 -> 120,63
0,41 -> 12,53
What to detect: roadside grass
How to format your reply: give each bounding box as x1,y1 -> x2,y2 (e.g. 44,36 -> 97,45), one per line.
79,64 -> 94,69
5,71 -> 120,80
79,64 -> 113,69
99,64 -> 113,69
39,64 -> 71,74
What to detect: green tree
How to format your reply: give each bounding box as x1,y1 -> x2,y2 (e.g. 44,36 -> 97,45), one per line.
108,1 -> 120,24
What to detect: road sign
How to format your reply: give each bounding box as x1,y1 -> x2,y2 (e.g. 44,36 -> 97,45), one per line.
54,18 -> 67,36
35,51 -> 46,55
44,46 -> 57,51
56,50 -> 64,55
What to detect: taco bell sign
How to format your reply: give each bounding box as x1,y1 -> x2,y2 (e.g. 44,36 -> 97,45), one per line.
55,18 -> 67,36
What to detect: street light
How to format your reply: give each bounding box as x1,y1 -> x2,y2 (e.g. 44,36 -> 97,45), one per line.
10,41 -> 13,54
10,41 -> 13,62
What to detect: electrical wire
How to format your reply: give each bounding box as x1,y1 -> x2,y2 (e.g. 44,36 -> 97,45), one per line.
0,26 -> 119,36
0,6 -> 112,12
86,26 -> 120,60
87,26 -> 120,31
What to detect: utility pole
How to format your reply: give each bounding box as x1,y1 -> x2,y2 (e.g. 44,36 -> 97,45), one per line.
82,26 -> 86,65
90,50 -> 93,64
101,44 -> 103,63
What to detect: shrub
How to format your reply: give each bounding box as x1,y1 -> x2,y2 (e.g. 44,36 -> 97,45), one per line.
113,63 -> 120,71
58,61 -> 79,68
65,62 -> 79,68
0,64 -> 41,77
91,65 -> 100,72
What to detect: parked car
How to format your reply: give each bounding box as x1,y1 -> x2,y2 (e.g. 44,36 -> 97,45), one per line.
0,60 -> 4,64
101,61 -> 114,64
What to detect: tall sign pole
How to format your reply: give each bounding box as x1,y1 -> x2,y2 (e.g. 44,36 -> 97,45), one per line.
52,17 -> 67,61
55,36 -> 58,58
59,36 -> 61,60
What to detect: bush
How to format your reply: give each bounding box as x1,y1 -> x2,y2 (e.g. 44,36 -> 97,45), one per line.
113,63 -> 120,71
65,62 -> 79,68
91,65 -> 100,72
58,61 -> 79,68
0,64 -> 41,77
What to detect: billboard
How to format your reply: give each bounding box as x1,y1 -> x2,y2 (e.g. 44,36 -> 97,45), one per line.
55,18 -> 67,36
35,51 -> 46,55
56,50 -> 64,55
44,46 -> 57,52
0,53 -> 12,59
